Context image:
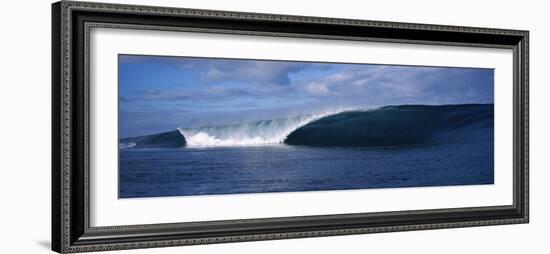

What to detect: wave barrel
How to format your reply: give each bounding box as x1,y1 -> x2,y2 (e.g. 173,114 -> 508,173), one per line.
284,104 -> 493,147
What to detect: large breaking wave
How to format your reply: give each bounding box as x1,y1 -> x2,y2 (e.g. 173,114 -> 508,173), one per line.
120,104 -> 493,149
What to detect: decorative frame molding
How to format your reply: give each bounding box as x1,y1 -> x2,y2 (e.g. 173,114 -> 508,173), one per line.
52,1 -> 529,253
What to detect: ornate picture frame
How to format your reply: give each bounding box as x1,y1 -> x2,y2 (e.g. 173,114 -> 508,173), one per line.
52,1 -> 529,253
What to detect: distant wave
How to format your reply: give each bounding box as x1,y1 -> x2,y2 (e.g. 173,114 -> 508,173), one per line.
120,130 -> 186,149
119,104 -> 493,149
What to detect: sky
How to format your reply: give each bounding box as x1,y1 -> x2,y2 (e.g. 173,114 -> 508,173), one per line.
119,54 -> 494,137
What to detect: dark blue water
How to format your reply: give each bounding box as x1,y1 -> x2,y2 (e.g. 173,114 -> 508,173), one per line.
119,129 -> 493,198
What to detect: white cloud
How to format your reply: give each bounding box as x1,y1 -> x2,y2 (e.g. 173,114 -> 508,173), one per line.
304,82 -> 331,96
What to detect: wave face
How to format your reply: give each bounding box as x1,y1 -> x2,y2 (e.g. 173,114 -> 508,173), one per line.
284,104 -> 493,147
120,130 -> 186,148
178,108 -> 350,147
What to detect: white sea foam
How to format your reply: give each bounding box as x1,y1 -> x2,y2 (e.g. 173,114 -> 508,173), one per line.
178,107 -> 358,148
119,142 -> 136,149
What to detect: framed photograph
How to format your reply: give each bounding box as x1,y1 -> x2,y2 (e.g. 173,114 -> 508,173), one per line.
52,1 -> 529,253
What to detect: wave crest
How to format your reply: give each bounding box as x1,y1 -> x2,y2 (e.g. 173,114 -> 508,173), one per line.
178,108 -> 354,147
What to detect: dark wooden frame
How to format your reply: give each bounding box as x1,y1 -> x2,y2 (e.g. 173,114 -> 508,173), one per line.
52,1 -> 529,253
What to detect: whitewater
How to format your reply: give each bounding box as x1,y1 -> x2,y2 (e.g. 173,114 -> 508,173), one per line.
177,107 -> 359,147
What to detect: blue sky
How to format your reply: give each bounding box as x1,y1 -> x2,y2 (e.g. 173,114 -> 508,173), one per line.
119,54 -> 494,137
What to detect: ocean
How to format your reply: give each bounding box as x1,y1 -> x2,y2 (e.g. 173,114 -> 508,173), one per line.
119,104 -> 494,198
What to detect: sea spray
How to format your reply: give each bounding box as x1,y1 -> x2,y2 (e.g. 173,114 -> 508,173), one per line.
177,107 -> 358,147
